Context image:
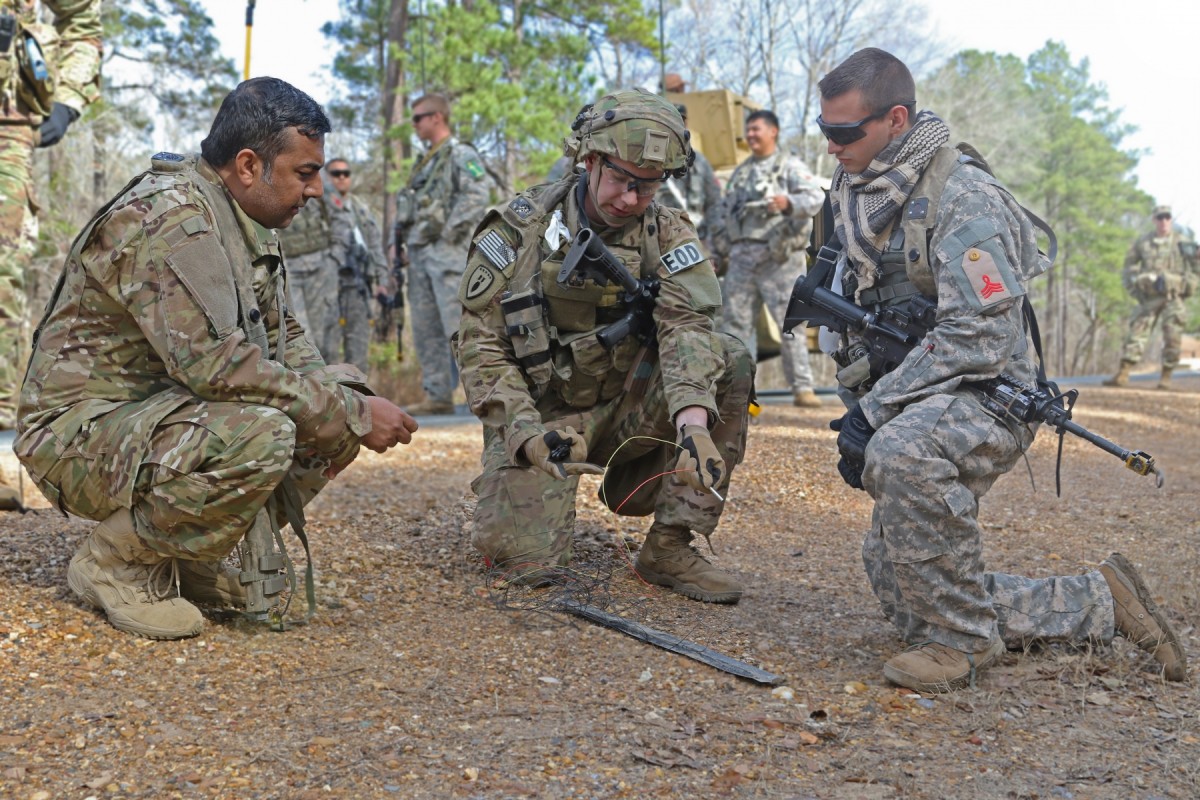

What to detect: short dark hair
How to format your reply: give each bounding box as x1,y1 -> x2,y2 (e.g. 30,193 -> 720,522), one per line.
325,157 -> 349,170
818,48 -> 916,116
200,77 -> 331,176
746,109 -> 780,129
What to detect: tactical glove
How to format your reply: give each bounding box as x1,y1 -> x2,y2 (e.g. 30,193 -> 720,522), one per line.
674,424 -> 725,493
523,427 -> 603,480
830,404 -> 876,491
37,103 -> 79,148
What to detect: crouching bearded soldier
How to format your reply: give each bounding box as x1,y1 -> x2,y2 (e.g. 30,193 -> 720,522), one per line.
454,89 -> 755,602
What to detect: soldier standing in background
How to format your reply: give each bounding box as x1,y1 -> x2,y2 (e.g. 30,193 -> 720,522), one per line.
455,89 -> 754,603
276,168 -> 351,362
324,158 -> 389,374
655,104 -> 722,268
1,0 -> 102,511
1104,205 -> 1197,390
719,110 -> 825,408
15,78 -> 418,638
396,93 -> 494,415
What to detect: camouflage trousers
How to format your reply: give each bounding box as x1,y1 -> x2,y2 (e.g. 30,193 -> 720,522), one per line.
1117,292 -> 1186,369
470,334 -> 754,574
0,124 -> 37,430
287,250 -> 339,362
323,278 -> 372,374
861,393 -> 1115,653
408,240 -> 465,403
721,242 -> 814,391
30,400 -> 348,560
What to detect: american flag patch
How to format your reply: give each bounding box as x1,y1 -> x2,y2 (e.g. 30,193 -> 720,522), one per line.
477,230 -> 516,271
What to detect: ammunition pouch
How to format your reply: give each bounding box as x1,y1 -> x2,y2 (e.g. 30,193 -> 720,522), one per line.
500,289 -> 552,390
16,20 -> 58,117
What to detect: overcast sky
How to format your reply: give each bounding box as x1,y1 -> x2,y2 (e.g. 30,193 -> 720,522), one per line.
202,0 -> 1199,225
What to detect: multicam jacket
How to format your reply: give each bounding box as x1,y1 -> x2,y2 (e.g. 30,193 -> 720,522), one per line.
16,153 -> 372,507
455,174 -> 725,461
0,0 -> 101,124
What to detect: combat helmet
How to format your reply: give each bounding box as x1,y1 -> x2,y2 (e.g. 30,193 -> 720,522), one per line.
565,88 -> 694,178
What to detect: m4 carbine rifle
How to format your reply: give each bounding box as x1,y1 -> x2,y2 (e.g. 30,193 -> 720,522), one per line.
783,243 -> 1163,489
557,228 -> 659,350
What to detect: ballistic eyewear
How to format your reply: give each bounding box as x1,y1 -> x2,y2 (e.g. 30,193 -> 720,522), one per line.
328,169 -> 351,178
411,111 -> 436,124
601,157 -> 666,198
816,103 -> 913,146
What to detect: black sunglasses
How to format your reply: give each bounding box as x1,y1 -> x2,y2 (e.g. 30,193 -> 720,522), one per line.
816,103 -> 912,146
411,111 -> 436,124
601,157 -> 667,198
328,169 -> 351,178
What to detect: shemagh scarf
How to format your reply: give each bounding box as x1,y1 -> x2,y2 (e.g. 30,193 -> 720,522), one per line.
830,110 -> 951,291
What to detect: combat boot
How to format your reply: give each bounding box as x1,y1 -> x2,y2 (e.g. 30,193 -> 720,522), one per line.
883,638 -> 1006,693
1156,367 -> 1174,391
407,398 -> 456,416
634,523 -> 742,603
792,389 -> 823,408
0,471 -> 21,512
1103,362 -> 1132,387
178,559 -> 247,608
1099,553 -> 1187,681
67,509 -> 204,640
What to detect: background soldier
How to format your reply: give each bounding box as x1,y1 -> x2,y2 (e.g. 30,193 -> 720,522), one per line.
655,103 -> 723,266
325,157 -> 389,374
1104,205 -> 1197,390
455,89 -> 754,603
817,48 -> 1185,692
276,170 -> 351,362
397,93 -> 494,415
719,109 -> 825,407
16,78 -> 418,639
1,0 -> 102,511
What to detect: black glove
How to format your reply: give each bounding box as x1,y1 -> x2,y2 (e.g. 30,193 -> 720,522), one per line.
523,427 -> 603,480
830,404 -> 876,490
37,103 -> 79,148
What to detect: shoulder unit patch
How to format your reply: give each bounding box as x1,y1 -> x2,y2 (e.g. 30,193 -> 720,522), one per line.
464,263 -> 497,301
660,242 -> 705,275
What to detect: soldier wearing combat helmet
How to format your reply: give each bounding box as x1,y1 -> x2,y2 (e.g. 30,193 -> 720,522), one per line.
454,88 -> 755,602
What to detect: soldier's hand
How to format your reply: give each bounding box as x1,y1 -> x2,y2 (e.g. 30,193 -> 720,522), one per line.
360,396 -> 419,454
37,103 -> 79,148
830,404 -> 875,489
674,424 -> 725,493
835,455 -> 866,491
523,427 -> 602,480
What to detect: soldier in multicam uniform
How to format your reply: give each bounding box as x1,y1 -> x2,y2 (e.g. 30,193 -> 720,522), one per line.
325,157 -> 389,374
1,0 -> 101,510
276,169 -> 351,362
396,93 -> 494,415
816,48 -> 1185,692
719,109 -> 825,408
1104,205 -> 1197,390
455,89 -> 755,603
15,78 -> 418,639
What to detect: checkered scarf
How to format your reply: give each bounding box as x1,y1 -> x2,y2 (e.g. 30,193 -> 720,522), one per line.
831,110 -> 951,288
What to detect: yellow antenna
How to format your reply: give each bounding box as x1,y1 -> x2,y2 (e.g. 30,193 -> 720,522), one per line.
243,1 -> 257,80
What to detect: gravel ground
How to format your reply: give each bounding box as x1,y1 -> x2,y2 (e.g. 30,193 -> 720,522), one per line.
1,378 -> 1197,799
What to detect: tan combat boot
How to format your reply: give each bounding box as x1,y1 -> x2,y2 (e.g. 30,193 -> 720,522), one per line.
178,559 -> 247,608
634,524 -> 742,603
792,389 -> 823,408
883,638 -> 1006,693
1156,367 -> 1174,391
1103,362 -> 1132,387
1099,553 -> 1187,681
67,509 -> 204,639
0,470 -> 21,512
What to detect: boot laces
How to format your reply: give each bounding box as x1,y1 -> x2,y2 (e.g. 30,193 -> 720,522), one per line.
145,558 -> 183,601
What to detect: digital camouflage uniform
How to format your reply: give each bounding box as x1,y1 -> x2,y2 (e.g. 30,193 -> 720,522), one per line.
1115,226 -> 1197,370
397,136 -> 493,405
1,0 -> 101,507
277,186 -> 351,362
829,135 -> 1118,656
456,171 -> 753,576
327,191 -> 388,373
16,153 -> 372,560
720,149 -> 823,391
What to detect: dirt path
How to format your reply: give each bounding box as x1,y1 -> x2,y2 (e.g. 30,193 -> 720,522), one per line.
2,380 -> 1197,799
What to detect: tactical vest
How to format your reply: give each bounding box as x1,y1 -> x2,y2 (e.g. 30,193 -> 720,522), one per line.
0,0 -> 58,119
276,195 -> 333,259
485,178 -> 668,407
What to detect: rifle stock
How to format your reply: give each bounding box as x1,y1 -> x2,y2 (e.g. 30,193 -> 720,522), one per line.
558,228 -> 658,350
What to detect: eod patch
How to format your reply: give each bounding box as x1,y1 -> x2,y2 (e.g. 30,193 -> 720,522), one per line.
660,242 -> 705,275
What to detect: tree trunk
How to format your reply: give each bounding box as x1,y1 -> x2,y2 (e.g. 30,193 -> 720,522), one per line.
383,0 -> 411,251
